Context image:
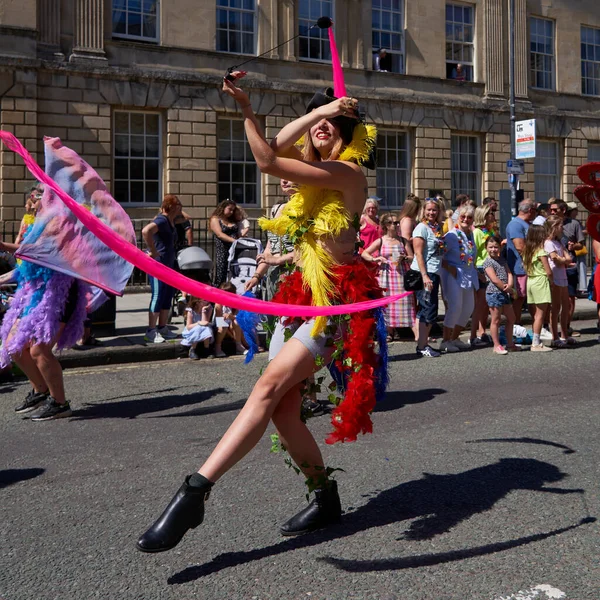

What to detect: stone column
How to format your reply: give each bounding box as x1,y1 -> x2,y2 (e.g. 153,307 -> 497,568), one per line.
38,0 -> 64,59
484,0 -> 504,97
282,0 -> 295,61
335,1 -> 349,68
69,0 -> 107,63
268,0 -> 279,59
513,0 -> 528,99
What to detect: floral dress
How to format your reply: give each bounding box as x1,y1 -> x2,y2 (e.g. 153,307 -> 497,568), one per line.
378,239 -> 415,327
213,220 -> 239,287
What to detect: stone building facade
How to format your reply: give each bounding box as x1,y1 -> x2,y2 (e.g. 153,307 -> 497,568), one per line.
0,0 -> 599,230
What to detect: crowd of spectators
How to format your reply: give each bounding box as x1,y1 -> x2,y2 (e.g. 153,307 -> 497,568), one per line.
129,190 -> 595,361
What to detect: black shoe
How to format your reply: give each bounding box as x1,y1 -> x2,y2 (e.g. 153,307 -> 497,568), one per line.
188,347 -> 200,360
30,397 -> 72,421
302,399 -> 325,417
15,389 -> 49,414
280,480 -> 342,536
137,475 -> 213,553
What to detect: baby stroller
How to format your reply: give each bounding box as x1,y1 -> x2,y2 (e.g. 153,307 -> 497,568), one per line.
227,238 -> 263,294
174,246 -> 213,317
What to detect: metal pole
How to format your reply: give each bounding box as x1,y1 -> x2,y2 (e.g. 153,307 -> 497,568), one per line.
509,0 -> 518,213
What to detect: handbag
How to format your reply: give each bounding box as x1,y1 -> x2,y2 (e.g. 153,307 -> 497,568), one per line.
404,269 -> 424,291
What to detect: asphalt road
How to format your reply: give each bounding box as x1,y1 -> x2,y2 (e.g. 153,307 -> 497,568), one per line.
2,321 -> 600,600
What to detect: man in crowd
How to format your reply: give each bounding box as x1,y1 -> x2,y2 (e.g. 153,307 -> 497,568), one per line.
505,199 -> 536,325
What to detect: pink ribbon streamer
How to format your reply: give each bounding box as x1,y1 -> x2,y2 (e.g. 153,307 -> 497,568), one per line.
0,131 -> 410,317
329,27 -> 347,98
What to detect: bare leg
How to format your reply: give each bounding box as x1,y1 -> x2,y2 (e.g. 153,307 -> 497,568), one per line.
504,305 -> 516,346
6,323 -> 48,393
272,383 -> 324,479
550,285 -> 560,341
12,346 -> 48,393
442,325 -> 453,343
417,321 -> 432,350
489,307 -> 501,347
513,295 -> 525,325
560,288 -> 570,338
198,339 -> 319,482
148,311 -> 159,329
30,324 -> 67,404
158,308 -> 170,328
451,325 -> 464,341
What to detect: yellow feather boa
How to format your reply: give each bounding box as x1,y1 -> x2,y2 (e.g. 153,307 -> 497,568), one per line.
259,123 -> 377,336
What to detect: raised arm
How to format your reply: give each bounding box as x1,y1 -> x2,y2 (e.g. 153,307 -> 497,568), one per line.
222,76 -> 363,192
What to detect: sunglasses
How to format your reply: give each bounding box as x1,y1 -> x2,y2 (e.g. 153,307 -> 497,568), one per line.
549,208 -> 559,213
393,221 -> 400,225
459,216 -> 474,221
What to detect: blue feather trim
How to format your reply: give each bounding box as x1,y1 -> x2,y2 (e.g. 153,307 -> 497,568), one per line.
237,291 -> 262,364
374,307 -> 389,402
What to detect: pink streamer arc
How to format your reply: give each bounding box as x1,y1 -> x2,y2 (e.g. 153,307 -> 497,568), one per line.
328,27 -> 347,98
0,131 -> 410,317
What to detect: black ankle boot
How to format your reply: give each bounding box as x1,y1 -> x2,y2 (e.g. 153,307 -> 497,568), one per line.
137,475 -> 212,553
280,480 -> 342,536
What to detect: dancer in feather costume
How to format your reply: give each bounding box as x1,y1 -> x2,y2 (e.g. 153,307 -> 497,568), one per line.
137,68 -> 390,554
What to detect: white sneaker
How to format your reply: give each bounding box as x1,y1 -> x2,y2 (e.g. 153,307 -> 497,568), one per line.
452,339 -> 470,350
157,326 -> 178,340
440,340 -> 459,353
540,327 -> 553,341
530,344 -> 552,352
144,329 -> 165,344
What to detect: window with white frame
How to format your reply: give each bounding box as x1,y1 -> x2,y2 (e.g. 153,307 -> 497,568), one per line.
451,135 -> 479,202
534,140 -> 560,201
216,0 -> 256,55
113,112 -> 161,205
589,142 -> 600,162
582,26 -> 600,97
376,131 -> 410,207
298,0 -> 332,61
530,17 -> 555,90
445,3 -> 474,81
218,119 -> 258,205
112,0 -> 159,42
372,0 -> 405,74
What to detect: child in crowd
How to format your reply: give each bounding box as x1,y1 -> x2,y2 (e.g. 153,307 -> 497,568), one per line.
214,281 -> 246,358
482,235 -> 519,354
544,216 -> 575,348
181,297 -> 213,360
523,225 -> 553,352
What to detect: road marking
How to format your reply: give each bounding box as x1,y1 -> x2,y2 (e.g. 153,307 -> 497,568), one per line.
494,584 -> 566,600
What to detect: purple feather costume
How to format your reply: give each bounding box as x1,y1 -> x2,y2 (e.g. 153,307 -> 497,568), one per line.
0,257 -> 89,369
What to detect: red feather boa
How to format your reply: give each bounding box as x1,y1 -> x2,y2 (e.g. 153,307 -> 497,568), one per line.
272,261 -> 383,444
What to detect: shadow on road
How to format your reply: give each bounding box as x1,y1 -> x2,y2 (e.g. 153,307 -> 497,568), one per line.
149,398 -> 246,419
467,437 -> 576,454
69,387 -> 228,420
0,468 -> 45,489
373,388 -> 446,413
168,457 -> 588,583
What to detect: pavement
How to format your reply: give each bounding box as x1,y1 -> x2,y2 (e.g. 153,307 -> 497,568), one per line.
2,323 -> 600,599
56,290 -> 600,370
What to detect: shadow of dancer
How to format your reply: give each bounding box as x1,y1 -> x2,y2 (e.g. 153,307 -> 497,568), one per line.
168,458 -> 586,583
373,388 -> 446,413
69,387 -> 228,420
0,468 -> 44,489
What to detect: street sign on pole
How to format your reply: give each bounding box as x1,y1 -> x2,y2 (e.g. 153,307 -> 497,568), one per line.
515,119 -> 536,159
506,159 -> 525,175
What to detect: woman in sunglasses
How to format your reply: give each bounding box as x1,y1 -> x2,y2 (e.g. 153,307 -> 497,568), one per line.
361,212 -> 415,342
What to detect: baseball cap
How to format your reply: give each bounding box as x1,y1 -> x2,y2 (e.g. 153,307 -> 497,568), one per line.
566,201 -> 578,211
